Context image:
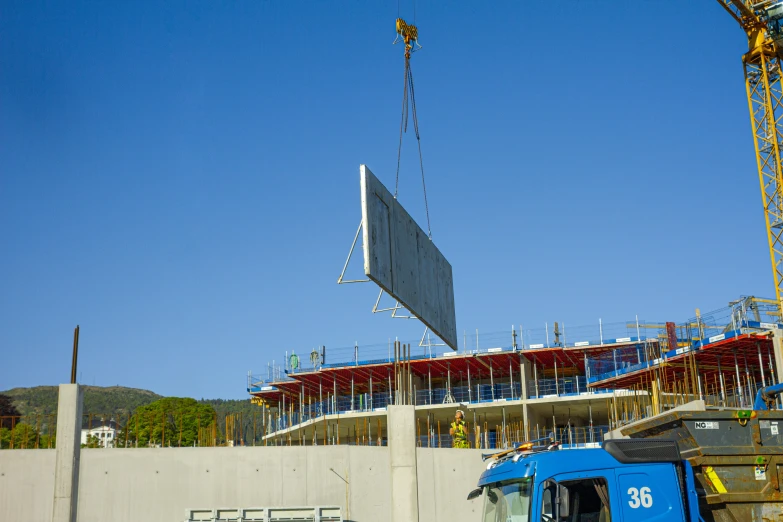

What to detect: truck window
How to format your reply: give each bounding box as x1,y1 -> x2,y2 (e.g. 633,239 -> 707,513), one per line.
541,478 -> 610,522
482,477 -> 533,522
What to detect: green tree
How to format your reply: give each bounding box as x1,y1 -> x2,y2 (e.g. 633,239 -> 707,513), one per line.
39,432 -> 56,449
117,397 -> 216,447
0,422 -> 39,449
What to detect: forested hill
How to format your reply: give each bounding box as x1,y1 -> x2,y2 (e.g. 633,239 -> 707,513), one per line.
1,386 -> 162,416
1,386 -> 264,445
1,386 -> 258,428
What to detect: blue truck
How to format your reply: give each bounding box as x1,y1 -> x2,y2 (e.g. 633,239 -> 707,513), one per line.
468,387 -> 783,521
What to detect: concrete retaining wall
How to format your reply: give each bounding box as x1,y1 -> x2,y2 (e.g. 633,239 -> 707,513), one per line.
0,449 -> 56,521
77,446 -> 390,522
0,446 -> 488,522
417,448 -> 486,522
0,391 -> 489,522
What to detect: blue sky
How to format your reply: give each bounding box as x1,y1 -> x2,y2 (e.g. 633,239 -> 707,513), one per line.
0,1 -> 771,399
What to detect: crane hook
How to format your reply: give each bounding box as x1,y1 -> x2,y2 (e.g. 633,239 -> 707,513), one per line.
394,18 -> 422,59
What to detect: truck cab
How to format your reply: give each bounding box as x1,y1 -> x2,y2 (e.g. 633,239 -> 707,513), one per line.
469,440 -> 700,522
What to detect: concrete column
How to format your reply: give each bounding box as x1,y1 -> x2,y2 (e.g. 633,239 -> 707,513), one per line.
773,330 -> 783,385
519,358 -> 531,440
519,358 -> 532,401
52,384 -> 83,522
388,406 -> 419,522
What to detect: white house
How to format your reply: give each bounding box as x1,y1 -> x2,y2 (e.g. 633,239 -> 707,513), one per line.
80,422 -> 117,448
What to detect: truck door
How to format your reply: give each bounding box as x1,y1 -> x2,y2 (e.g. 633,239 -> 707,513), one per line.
615,464 -> 686,521
538,472 -> 613,522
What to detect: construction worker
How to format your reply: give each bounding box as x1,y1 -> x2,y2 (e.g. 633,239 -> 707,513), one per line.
450,410 -> 470,449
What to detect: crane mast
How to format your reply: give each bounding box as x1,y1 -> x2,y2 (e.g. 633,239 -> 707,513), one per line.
719,0 -> 783,309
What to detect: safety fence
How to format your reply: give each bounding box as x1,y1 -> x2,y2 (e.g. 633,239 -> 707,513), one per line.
271,386 -> 519,431
249,297 -> 781,392
526,376 -> 613,398
586,343 -> 656,381
262,413 -> 388,447
415,424 -> 610,450
415,382 -> 523,405
586,329 -> 778,386
248,319 -> 667,389
259,418 -> 611,449
267,378 -> 621,434
587,297 -> 782,385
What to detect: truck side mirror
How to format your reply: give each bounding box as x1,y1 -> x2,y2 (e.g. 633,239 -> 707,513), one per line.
467,487 -> 482,501
487,489 -> 498,504
557,484 -> 570,519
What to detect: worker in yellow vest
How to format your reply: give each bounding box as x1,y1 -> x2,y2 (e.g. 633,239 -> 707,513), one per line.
450,410 -> 470,448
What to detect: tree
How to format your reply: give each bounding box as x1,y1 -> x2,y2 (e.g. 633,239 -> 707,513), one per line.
0,422 -> 39,449
0,394 -> 21,429
116,397 -> 216,448
39,432 -> 56,449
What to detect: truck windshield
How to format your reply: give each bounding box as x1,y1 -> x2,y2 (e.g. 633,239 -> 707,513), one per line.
482,477 -> 533,522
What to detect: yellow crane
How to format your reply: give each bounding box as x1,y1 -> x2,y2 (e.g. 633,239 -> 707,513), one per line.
720,1 -> 783,308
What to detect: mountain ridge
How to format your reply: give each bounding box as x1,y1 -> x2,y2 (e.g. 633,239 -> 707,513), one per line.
1,385 -> 163,416
1,386 -> 262,443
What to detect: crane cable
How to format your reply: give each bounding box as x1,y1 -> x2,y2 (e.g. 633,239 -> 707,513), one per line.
393,18 -> 431,240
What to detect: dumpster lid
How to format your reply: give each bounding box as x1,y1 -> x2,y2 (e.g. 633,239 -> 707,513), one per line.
603,439 -> 682,464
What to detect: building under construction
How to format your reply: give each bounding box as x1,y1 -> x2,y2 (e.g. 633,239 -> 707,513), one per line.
247,295 -> 783,449
237,5 -> 783,456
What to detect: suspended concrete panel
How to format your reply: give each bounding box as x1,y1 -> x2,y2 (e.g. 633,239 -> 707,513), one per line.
360,165 -> 458,349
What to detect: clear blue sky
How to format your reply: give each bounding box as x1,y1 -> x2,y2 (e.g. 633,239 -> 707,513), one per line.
0,1 -> 771,399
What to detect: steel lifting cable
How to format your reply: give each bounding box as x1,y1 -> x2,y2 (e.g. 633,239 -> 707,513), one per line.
394,58 -> 409,198
407,61 -> 432,240
393,18 -> 432,239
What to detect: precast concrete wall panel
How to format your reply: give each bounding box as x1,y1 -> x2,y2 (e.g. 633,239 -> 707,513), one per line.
364,183 -> 393,289
0,449 -> 56,521
0,446 -> 490,522
280,447 -> 308,506
417,448 -> 486,522
347,446 -> 392,522
392,202 -> 421,314
360,165 -> 458,349
437,254 -> 456,342
415,448 -> 437,522
73,446 -> 390,522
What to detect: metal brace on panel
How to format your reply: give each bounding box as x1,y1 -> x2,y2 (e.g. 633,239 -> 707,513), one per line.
336,220 -> 370,284
337,219 -> 418,320
372,288 -> 417,319
419,326 -> 445,358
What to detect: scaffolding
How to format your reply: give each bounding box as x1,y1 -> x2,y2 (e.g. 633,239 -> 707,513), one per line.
247,296 -> 782,449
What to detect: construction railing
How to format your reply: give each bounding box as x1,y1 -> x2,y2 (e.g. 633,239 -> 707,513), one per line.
587,297 -> 782,385
526,376 -> 614,398
415,424 -> 610,450
249,297 -> 781,392
265,377 -> 623,438
247,319 -> 670,390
